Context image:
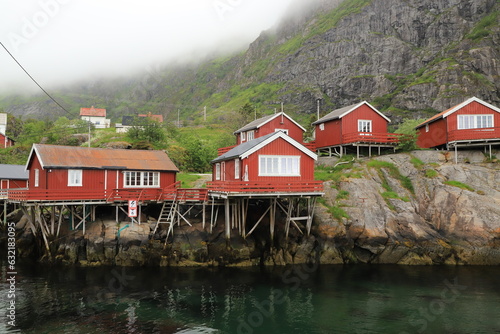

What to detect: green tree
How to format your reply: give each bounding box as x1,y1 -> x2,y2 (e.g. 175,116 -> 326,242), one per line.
127,117 -> 166,146
5,113 -> 24,139
395,118 -> 426,151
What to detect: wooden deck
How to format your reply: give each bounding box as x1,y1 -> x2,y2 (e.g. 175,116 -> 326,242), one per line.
342,132 -> 402,145
206,180 -> 324,197
448,127 -> 500,142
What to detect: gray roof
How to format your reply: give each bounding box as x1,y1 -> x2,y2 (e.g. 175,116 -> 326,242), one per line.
211,132 -> 277,163
312,103 -> 360,125
0,164 -> 28,180
234,114 -> 277,134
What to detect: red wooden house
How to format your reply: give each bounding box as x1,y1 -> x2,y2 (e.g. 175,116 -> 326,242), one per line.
208,131 -> 322,195
416,97 -> 500,152
9,144 -> 179,202
234,112 -> 306,145
0,164 -> 28,199
0,133 -> 15,149
312,101 -> 400,157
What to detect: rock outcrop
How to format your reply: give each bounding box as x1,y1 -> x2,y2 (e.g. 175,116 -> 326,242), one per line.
10,150 -> 500,266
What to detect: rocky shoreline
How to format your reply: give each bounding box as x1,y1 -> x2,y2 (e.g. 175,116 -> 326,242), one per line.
6,150 -> 500,266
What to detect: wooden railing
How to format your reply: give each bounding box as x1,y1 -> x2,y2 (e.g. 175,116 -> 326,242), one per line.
217,145 -> 237,156
177,188 -> 209,202
303,142 -> 316,151
206,181 -> 324,194
342,132 -> 402,144
448,127 -> 500,142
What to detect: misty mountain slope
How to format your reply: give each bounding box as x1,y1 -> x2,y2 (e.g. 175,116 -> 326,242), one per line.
2,0 -> 499,124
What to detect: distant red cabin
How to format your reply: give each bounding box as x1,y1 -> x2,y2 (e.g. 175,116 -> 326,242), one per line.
0,164 -> 28,199
0,133 -> 15,149
312,101 -> 399,156
416,97 -> 500,149
10,144 -> 179,202
208,131 -> 322,195
234,112 -> 306,145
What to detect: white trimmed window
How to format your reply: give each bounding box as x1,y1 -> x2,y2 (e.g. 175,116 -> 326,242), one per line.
425,124 -> 429,132
319,123 -> 325,131
275,128 -> 289,135
234,159 -> 240,179
247,130 -> 255,141
124,171 -> 160,188
68,169 -> 83,186
458,114 -> 493,129
34,169 -> 39,187
215,163 -> 221,181
241,132 -> 246,142
358,120 -> 372,133
259,155 -> 300,176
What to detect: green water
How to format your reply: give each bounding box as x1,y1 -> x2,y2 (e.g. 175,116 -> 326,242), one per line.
1,263 -> 499,333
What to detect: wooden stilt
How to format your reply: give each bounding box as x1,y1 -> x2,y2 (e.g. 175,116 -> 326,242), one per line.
246,206 -> 271,238
270,199 -> 276,242
202,202 -> 206,229
369,145 -> 372,157
357,145 -> 360,159
225,199 -> 230,239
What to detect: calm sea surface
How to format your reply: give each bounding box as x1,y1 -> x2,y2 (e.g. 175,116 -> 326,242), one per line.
1,261 -> 499,334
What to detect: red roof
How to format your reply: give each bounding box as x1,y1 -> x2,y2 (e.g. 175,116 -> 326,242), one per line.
28,144 -> 178,172
80,106 -> 107,117
138,113 -> 164,123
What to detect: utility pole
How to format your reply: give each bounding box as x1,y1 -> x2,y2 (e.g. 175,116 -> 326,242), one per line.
254,105 -> 257,120
317,99 -> 321,120
88,121 -> 91,147
204,106 -> 207,122
177,109 -> 180,128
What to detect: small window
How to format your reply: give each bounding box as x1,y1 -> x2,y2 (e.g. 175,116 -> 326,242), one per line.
275,128 -> 289,135
358,120 -> 372,133
34,169 -> 39,187
68,169 -> 83,187
234,159 -> 240,179
247,131 -> 254,141
215,163 -> 221,181
319,123 -> 325,131
425,124 -> 429,132
241,132 -> 246,142
124,171 -> 160,187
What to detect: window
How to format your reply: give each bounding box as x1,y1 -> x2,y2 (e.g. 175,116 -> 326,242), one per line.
458,114 -> 493,129
319,123 -> 325,131
275,128 -> 289,135
247,131 -> 254,141
124,171 -> 160,187
358,120 -> 372,133
425,124 -> 429,132
259,155 -> 300,176
215,163 -> 221,181
234,159 -> 240,179
68,169 -> 83,186
34,169 -> 39,187
241,132 -> 246,142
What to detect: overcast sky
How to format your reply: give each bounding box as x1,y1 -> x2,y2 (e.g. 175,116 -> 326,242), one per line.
0,0 -> 296,93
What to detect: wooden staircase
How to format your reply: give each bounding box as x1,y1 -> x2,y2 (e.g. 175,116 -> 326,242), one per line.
153,199 -> 178,238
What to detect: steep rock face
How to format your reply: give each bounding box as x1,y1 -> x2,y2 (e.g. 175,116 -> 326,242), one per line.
315,151 -> 500,265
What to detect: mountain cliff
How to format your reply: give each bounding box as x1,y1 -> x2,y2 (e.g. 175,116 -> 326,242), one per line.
2,0 -> 500,124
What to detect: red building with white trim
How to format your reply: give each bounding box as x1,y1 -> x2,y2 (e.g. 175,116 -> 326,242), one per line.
0,133 -> 15,149
416,97 -> 500,151
9,144 -> 179,202
312,101 -> 400,157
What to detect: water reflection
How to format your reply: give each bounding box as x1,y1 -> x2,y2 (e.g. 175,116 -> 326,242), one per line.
1,263 -> 499,333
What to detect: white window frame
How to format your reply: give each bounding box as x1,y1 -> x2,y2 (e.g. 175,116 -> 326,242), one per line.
68,169 -> 83,187
275,128 -> 289,135
457,114 -> 494,129
123,171 -> 160,188
319,123 -> 325,131
259,155 -> 301,177
425,124 -> 429,132
247,130 -> 254,141
215,163 -> 221,181
234,159 -> 240,179
358,120 -> 372,133
241,132 -> 246,142
34,169 -> 39,187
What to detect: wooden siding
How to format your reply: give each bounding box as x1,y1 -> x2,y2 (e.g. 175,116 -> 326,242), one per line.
417,118 -> 448,148
315,119 -> 342,148
342,104 -> 388,134
245,137 -> 315,181
237,116 -> 304,144
0,133 -> 14,149
0,179 -> 27,189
